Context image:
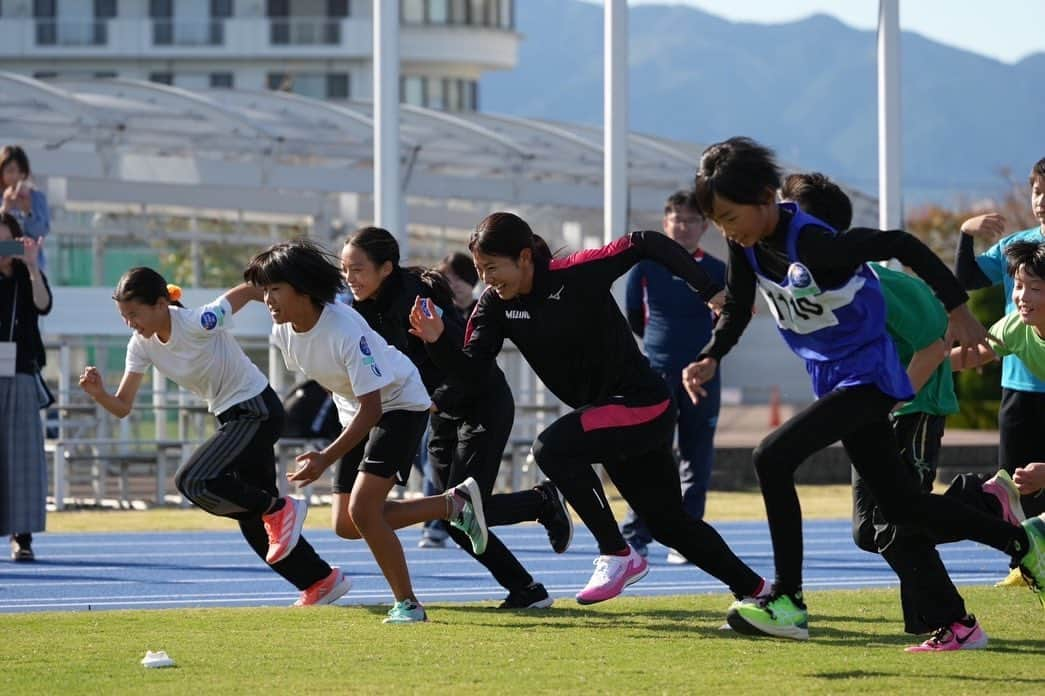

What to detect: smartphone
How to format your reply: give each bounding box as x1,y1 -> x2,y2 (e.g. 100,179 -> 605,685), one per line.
0,240 -> 23,256
420,298 -> 443,319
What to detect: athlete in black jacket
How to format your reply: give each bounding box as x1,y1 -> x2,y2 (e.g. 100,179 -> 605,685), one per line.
411,212 -> 767,607
343,227 -> 571,608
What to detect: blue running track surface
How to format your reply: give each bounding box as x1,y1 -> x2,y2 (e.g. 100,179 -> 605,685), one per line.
0,519 -> 1008,613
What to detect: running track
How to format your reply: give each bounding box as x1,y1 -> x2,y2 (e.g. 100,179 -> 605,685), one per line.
0,520 -> 1008,613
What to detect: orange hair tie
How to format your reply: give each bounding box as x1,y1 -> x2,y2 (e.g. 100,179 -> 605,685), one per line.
166,284 -> 183,302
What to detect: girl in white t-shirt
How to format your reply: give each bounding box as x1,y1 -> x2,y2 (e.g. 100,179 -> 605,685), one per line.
244,239 -> 488,624
79,267 -> 348,606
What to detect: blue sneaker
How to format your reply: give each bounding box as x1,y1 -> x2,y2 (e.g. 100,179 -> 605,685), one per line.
383,599 -> 427,624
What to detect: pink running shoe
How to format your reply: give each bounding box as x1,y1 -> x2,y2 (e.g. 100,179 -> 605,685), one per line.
982,470 -> 1026,526
294,566 -> 351,607
576,547 -> 649,605
262,496 -> 308,564
905,616 -> 988,652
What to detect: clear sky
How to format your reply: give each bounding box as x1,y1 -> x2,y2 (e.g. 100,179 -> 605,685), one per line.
613,0 -> 1045,64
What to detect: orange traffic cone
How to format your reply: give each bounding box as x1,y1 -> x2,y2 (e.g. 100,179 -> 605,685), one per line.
769,385 -> 781,428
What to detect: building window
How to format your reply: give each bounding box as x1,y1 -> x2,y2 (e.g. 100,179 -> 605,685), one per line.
401,76 -> 425,107
34,0 -> 112,46
449,0 -> 468,24
428,0 -> 448,24
268,0 -> 342,45
399,0 -> 508,27
426,78 -> 446,110
149,72 -> 174,85
150,0 -> 227,46
326,74 -> 349,100
268,72 -> 349,100
445,78 -> 460,112
401,0 -> 424,24
210,72 -> 234,88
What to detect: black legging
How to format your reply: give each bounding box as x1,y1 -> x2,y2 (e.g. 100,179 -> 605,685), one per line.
999,388 -> 1045,517
428,379 -> 544,593
755,384 -> 1025,596
531,386 -> 762,597
174,386 -> 331,591
852,413 -> 965,634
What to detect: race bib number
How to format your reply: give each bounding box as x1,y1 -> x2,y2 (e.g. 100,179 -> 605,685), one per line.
756,269 -> 865,335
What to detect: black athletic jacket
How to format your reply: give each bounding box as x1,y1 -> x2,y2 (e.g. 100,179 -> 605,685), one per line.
353,266 -> 499,415
427,231 -> 723,408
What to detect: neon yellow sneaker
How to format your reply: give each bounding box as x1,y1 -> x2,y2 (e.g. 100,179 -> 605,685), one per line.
727,591 -> 809,640
994,567 -> 1029,588
1016,514 -> 1045,610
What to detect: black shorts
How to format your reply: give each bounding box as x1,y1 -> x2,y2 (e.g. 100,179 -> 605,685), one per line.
332,409 -> 429,494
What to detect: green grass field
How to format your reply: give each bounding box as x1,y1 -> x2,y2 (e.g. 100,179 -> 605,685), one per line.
11,487 -> 1044,694
2,589 -> 1042,695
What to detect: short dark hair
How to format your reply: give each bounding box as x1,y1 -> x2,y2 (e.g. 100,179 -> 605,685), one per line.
1005,240 -> 1045,280
780,172 -> 853,231
694,137 -> 781,218
438,251 -> 479,287
0,211 -> 23,239
345,226 -> 400,268
1030,157 -> 1045,185
243,239 -> 344,308
113,267 -> 184,308
0,146 -> 31,178
664,189 -> 702,217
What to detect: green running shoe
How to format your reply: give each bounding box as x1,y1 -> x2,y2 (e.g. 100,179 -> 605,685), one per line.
448,476 -> 488,555
1017,513 -> 1045,610
727,591 -> 809,640
382,599 -> 428,624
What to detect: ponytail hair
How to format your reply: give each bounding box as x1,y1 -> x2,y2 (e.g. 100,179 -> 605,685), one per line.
469,212 -> 551,263
414,267 -> 455,311
113,267 -> 184,308
345,226 -> 400,268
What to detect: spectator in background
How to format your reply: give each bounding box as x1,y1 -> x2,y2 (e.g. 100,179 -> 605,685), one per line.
0,147 -> 50,271
438,251 -> 480,315
0,213 -> 52,562
620,190 -> 726,563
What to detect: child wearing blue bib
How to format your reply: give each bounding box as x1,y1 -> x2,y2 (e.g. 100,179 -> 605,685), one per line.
684,137 -> 1045,642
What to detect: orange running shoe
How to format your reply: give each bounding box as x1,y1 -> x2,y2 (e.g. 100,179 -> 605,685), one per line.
262,496 -> 308,564
294,566 -> 351,607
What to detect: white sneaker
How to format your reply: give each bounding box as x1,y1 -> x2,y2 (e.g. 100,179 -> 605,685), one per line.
575,547 -> 649,605
665,548 -> 689,565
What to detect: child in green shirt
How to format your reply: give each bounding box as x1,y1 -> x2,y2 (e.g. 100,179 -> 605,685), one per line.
953,239 -> 1045,501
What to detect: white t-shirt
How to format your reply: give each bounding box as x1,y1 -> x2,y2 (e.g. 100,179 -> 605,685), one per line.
125,297 -> 268,416
271,302 -> 430,425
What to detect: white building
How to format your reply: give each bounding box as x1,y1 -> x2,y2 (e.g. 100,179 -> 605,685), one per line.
0,0 -> 517,110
